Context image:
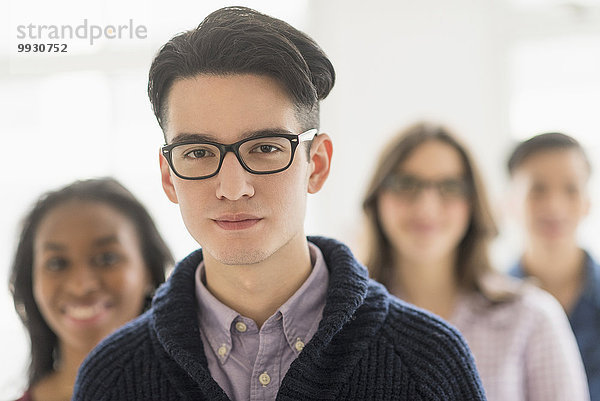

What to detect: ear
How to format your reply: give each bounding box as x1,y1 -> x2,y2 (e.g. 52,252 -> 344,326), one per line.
159,149 -> 179,204
307,133 -> 333,194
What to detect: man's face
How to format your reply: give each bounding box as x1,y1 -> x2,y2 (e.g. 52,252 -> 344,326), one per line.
159,74 -> 316,265
512,149 -> 590,247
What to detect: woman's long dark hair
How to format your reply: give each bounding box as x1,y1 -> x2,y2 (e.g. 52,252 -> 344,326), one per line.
362,122 -> 498,295
9,177 -> 173,387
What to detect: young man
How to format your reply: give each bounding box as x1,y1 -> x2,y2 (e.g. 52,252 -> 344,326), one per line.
508,132 -> 599,400
73,7 -> 486,400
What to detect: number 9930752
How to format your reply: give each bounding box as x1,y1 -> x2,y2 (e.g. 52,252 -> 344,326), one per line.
17,43 -> 68,52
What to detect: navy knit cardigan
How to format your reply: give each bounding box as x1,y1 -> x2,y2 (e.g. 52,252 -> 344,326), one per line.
73,236 -> 486,400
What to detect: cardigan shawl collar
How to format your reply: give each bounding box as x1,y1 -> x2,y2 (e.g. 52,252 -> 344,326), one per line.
150,236 -> 389,400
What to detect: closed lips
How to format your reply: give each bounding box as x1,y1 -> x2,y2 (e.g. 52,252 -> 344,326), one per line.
213,214 -> 262,230
214,213 -> 261,222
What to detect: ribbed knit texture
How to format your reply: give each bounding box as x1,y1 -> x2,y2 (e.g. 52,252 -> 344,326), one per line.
73,236 -> 486,400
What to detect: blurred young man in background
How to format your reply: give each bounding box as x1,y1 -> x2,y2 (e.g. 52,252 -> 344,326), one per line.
508,132 -> 599,400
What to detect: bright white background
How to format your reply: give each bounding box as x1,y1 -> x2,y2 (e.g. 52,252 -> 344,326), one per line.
2,0 -> 599,398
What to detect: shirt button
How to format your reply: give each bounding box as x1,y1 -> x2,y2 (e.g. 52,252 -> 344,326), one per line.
295,338 -> 305,352
259,372 -> 271,387
217,345 -> 228,357
235,321 -> 247,333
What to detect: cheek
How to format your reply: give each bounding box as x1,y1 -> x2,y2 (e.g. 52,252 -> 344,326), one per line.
519,196 -> 538,221
450,202 -> 471,231
573,196 -> 589,217
266,167 -> 308,216
172,182 -> 202,215
377,195 -> 407,236
32,268 -> 54,316
172,182 -> 210,238
107,264 -> 150,313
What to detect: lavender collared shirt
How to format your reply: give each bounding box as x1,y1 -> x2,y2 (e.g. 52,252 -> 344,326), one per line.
194,242 -> 329,401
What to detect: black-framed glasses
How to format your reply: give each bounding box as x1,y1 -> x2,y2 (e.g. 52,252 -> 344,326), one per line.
382,174 -> 471,200
161,129 -> 318,180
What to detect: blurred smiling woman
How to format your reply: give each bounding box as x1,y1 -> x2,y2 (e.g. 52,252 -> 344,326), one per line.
9,178 -> 172,401
362,122 -> 589,401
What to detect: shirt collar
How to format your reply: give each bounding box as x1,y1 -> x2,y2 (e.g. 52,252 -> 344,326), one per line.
278,242 -> 329,356
194,241 -> 329,362
509,261 -> 525,278
579,251 -> 600,308
511,251 -> 600,309
195,264 -> 238,364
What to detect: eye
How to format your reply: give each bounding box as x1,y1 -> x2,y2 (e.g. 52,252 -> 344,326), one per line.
183,147 -> 216,159
45,257 -> 69,272
439,179 -> 469,197
92,251 -> 122,268
565,184 -> 580,196
250,143 -> 283,154
386,175 -> 419,193
530,183 -> 547,196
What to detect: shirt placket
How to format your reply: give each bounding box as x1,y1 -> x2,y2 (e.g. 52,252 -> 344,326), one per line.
249,316 -> 283,401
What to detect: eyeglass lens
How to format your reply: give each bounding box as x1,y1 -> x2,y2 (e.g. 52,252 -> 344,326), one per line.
384,174 -> 470,199
170,136 -> 294,178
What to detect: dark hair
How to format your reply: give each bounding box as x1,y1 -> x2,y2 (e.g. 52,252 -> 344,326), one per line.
8,177 -> 173,387
507,132 -> 591,176
148,6 -> 335,136
362,122 -> 497,295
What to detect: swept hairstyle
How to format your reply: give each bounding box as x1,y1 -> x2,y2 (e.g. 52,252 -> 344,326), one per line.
507,132 -> 591,177
148,6 -> 335,137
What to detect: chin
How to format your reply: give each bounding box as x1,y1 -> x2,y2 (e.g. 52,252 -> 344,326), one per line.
536,233 -> 573,247
208,246 -> 272,266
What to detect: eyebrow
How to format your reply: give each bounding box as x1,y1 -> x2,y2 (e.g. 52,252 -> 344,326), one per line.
393,172 -> 467,180
94,235 -> 119,247
42,242 -> 66,252
41,235 -> 119,252
169,128 -> 293,145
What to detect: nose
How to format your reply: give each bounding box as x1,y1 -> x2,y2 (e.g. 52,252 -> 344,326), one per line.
215,152 -> 255,200
64,264 -> 101,296
541,190 -> 569,217
414,187 -> 443,216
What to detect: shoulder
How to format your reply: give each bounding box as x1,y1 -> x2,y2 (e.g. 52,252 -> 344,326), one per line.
512,280 -> 569,323
322,280 -> 485,399
491,277 -> 570,329
383,293 -> 474,358
469,272 -> 566,323
475,280 -> 577,348
73,311 -> 155,399
342,278 -> 475,362
368,284 -> 484,397
454,276 -> 574,345
586,251 -> 600,289
511,283 -> 590,399
13,390 -> 32,401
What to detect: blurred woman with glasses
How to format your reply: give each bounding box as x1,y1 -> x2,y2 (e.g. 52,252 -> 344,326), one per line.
9,178 -> 173,401
362,122 -> 589,401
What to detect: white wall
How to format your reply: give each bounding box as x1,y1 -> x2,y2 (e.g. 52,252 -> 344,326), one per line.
2,0 -> 599,398
304,0 -> 512,254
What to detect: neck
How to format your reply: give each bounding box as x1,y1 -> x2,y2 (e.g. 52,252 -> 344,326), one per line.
204,233 -> 312,327
522,240 -> 585,312
58,342 -> 88,383
393,252 -> 459,320
32,342 -> 89,401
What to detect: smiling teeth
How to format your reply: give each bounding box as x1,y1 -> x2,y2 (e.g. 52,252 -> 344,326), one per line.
66,304 -> 102,319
